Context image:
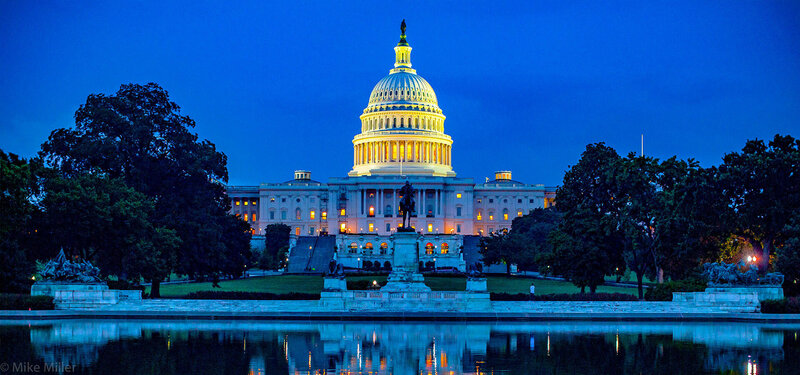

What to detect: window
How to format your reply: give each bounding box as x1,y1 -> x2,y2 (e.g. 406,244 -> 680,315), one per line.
386,223 -> 391,232
235,200 -> 240,206
244,200 -> 249,206
489,199 -> 494,203
517,199 -> 522,203
243,213 -> 249,221
365,242 -> 373,250
321,211 -> 327,220
295,208 -> 301,220
310,197 -> 315,203
281,211 -> 287,220
380,242 -> 388,254
252,214 -> 257,222
369,206 -> 375,216
456,206 -> 462,217
427,223 -> 433,233
310,210 -> 316,220
340,208 -> 346,216
503,209 -> 509,221
349,242 -> 358,253
385,205 -> 392,217
340,223 -> 347,232
368,223 -> 374,232
281,198 -> 286,203
477,211 -> 482,221
269,211 -> 275,220
518,210 -> 523,217
295,227 -> 300,236
270,197 -> 275,202
456,193 -> 462,199
456,224 -> 462,233
308,226 -> 315,235
489,212 -> 495,221
529,199 -> 534,203
441,243 -> 449,254
296,198 -> 300,203
503,199 -> 507,203
425,243 -> 435,255
252,200 -> 257,206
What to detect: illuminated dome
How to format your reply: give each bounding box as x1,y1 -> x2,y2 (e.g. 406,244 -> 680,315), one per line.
349,21 -> 455,177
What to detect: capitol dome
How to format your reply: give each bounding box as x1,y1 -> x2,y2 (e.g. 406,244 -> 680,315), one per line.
349,21 -> 455,178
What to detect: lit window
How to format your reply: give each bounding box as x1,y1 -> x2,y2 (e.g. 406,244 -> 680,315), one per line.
477,199 -> 482,204
504,214 -> 509,221
425,243 -> 435,254
369,206 -> 375,216
244,213 -> 249,221
252,200 -> 257,205
441,243 -> 449,254
489,215 -> 494,221
477,212 -> 482,221
295,208 -> 301,220
456,193 -> 462,199
368,223 -> 374,232
270,197 -> 275,202
348,242 -> 358,252
310,210 -> 316,220
321,211 -> 327,220
365,242 -> 373,250
252,214 -> 257,222
427,223 -> 433,233
244,201 -> 249,206
235,200 -> 240,206
517,210 -> 523,217
340,208 -> 346,216
295,227 -> 300,236
340,223 -> 347,232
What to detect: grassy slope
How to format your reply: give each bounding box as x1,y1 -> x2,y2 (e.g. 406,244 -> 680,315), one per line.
149,275 -> 637,297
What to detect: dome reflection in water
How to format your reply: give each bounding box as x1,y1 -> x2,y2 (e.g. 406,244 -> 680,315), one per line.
1,321 -> 799,374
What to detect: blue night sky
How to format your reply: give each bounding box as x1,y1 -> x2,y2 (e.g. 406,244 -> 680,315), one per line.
1,1 -> 799,186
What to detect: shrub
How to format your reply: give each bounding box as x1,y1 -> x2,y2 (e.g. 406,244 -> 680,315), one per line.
645,278 -> 707,301
0,294 -> 55,310
490,292 -> 638,301
761,297 -> 800,314
181,291 -> 319,300
347,280 -> 386,290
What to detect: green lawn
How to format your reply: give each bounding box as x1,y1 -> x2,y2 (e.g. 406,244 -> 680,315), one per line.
149,275 -> 637,297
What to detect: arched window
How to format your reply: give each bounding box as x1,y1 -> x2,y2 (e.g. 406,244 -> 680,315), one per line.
295,227 -> 300,236
365,243 -> 373,250
425,243 -> 435,255
488,210 -> 495,221
441,243 -> 449,254
295,208 -> 301,220
380,242 -> 388,254
503,208 -> 509,221
477,211 -> 483,221
349,242 -> 358,254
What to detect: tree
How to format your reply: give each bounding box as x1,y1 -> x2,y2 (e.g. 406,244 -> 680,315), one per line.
544,143 -> 626,293
717,134 -> 800,272
508,208 -> 561,271
479,229 -> 521,274
38,173 -> 179,287
777,213 -> 800,296
260,224 -> 291,270
0,150 -> 39,292
39,83 -> 251,296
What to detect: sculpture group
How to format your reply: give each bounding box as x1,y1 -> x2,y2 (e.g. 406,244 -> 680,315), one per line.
702,261 -> 784,286
39,249 -> 102,284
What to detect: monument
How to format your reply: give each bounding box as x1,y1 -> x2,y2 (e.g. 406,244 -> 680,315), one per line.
31,249 -> 141,309
381,181 -> 431,292
672,260 -> 784,312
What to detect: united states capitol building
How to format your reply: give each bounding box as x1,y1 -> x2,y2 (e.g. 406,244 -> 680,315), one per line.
227,24 -> 555,272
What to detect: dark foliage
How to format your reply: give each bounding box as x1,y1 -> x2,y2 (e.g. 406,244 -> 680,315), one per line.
0,294 -> 55,310
761,297 -> 800,314
181,291 -> 320,300
347,279 -> 387,290
490,292 -> 638,301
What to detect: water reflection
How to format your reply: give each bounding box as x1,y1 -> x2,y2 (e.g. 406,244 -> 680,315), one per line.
0,320 -> 799,374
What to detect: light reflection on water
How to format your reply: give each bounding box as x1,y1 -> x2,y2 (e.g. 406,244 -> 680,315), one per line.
0,320 -> 799,374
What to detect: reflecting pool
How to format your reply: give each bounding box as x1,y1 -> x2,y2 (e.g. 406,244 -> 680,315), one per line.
1,320 -> 799,374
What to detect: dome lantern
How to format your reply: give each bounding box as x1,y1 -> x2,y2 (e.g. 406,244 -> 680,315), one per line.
392,19 -> 414,74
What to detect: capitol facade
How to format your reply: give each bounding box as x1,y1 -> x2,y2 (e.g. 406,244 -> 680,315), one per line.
226,24 -> 555,271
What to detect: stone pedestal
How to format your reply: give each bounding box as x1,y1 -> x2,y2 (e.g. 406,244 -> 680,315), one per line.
466,278 -> 487,292
671,286 -> 781,313
323,277 -> 347,291
382,231 -> 431,292
32,282 -> 119,309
